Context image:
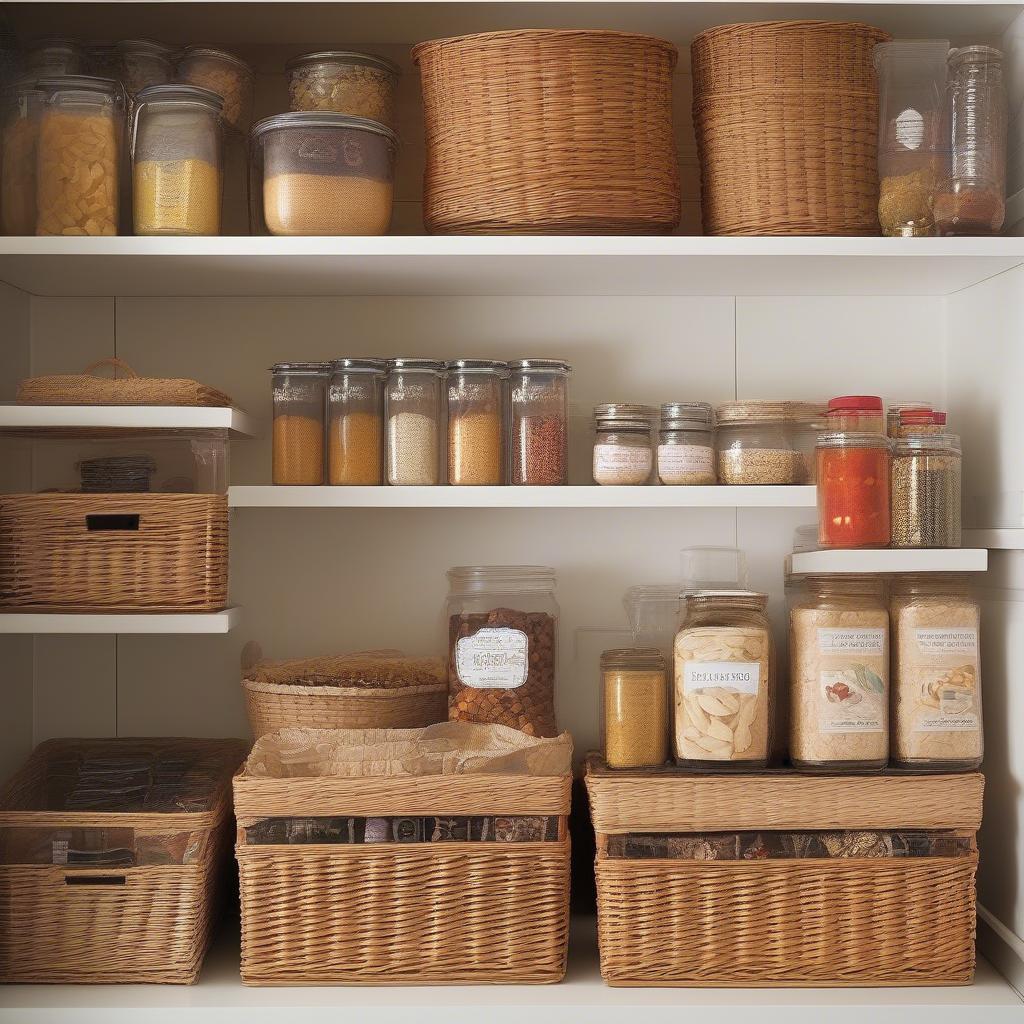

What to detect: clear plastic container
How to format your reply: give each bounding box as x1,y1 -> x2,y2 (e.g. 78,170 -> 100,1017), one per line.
386,358 -> 443,485
131,84 -> 223,236
327,358 -> 386,485
286,51 -> 400,129
593,404 -> 654,485
271,362 -> 329,485
873,40 -> 950,237
715,400 -> 820,485
816,432 -> 892,549
250,112 -> 396,236
623,584 -> 679,663
825,395 -> 885,433
24,38 -> 85,77
887,400 -> 932,437
680,546 -> 750,592
177,46 -> 254,133
508,359 -> 571,486
1,82 -> 44,235
891,433 -> 962,547
446,359 -> 507,486
601,648 -> 668,768
115,39 -> 175,98
657,402 -> 715,485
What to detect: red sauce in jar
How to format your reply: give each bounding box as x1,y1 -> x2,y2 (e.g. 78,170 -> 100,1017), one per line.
817,436 -> 891,548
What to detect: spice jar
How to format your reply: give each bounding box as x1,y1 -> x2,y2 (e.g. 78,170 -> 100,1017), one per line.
115,39 -> 175,98
286,51 -> 400,130
789,575 -> 889,771
891,574 -> 982,771
271,362 -> 329,485
177,46 -> 254,133
657,402 -> 715,485
825,395 -> 885,433
887,401 -> 931,438
386,358 -> 443,485
1,82 -> 44,235
24,38 -> 85,78
508,359 -> 571,486
816,432 -> 891,549
673,591 -> 774,769
131,84 -> 223,236
327,358 -> 386,485
891,433 -> 962,548
446,359 -> 507,486
593,404 -> 654,485
601,648 -> 668,768
715,401 -> 820,485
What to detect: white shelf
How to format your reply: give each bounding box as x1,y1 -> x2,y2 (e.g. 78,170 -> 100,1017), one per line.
0,405 -> 256,438
0,237 -> 1022,298
789,548 -> 989,574
963,529 -> 1024,551
228,484 -> 817,508
0,608 -> 241,635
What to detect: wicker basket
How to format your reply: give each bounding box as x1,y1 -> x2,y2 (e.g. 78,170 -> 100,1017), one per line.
0,737 -> 248,984
413,30 -> 681,234
691,21 -> 890,235
0,492 -> 228,612
585,755 -> 983,987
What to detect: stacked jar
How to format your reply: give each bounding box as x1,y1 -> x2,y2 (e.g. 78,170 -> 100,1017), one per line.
509,359 -> 571,486
446,360 -> 507,486
328,358 -> 386,485
715,401 -> 822,485
816,432 -> 892,548
592,404 -> 655,485
271,362 -> 330,485
386,358 -> 443,485
657,402 -> 715,485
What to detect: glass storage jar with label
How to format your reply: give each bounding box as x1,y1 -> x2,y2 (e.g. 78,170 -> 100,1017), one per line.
673,590 -> 774,769
816,432 -> 891,549
271,362 -> 329,485
789,575 -> 889,771
446,565 -> 559,737
286,51 -> 400,129
327,358 -> 386,485
891,433 -> 962,547
509,359 -> 571,486
657,402 -> 715,485
593,404 -> 654,485
177,46 -> 254,133
601,648 -> 668,768
445,359 -> 507,486
386,358 -> 443,485
1,82 -> 44,235
715,401 -> 821,485
891,574 -> 982,770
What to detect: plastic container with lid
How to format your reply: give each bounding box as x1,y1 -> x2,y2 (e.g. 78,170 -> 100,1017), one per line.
250,112 -> 397,236
1,81 -> 44,234
131,84 -> 223,236
177,46 -> 254,133
386,358 -> 443,485
508,359 -> 571,486
286,51 -> 400,129
825,395 -> 885,433
593,404 -> 655,485
116,39 -> 175,98
816,432 -> 892,549
887,401 -> 932,437
327,358 -> 386,485
446,359 -> 507,486
715,400 -> 821,485
601,648 -> 668,769
891,433 -> 962,548
271,362 -> 330,485
657,402 -> 715,485
24,38 -> 85,77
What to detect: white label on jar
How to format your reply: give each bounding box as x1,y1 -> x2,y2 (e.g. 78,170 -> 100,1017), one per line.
915,628 -> 978,655
455,627 -> 528,689
817,628 -> 886,656
657,444 -> 713,475
683,661 -> 759,696
593,445 -> 651,478
818,669 -> 885,733
911,669 -> 980,733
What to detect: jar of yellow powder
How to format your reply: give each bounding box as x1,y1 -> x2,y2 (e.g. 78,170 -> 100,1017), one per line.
601,648 -> 668,769
445,359 -> 507,486
271,362 -> 330,485
327,358 -> 386,485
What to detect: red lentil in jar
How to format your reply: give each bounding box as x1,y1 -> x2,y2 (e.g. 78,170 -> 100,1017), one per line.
816,432 -> 892,549
508,359 -> 572,485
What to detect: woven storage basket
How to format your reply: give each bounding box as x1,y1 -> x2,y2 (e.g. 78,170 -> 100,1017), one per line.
0,737 -> 248,984
0,492 -> 228,612
413,30 -> 681,234
691,21 -> 890,235
585,755 -> 983,987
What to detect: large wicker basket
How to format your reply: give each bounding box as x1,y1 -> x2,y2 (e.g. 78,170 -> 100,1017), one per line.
413,29 -> 681,234
585,755 -> 983,987
691,21 -> 890,235
0,492 -> 228,612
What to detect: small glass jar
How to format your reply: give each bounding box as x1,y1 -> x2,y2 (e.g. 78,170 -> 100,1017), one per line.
673,590 -> 774,770
825,395 -> 885,433
386,358 -> 443,485
327,358 -> 386,485
816,432 -> 891,549
891,434 -> 962,548
593,404 -> 654,485
887,401 -> 932,437
789,575 -> 889,771
131,84 -> 223,236
898,408 -> 945,437
24,38 -> 86,77
177,46 -> 254,133
508,359 -> 571,486
891,574 -> 982,771
715,401 -> 820,485
446,360 -> 507,486
657,402 -> 715,485
115,39 -> 175,98
601,648 -> 668,769
286,51 -> 400,129
271,361 -> 329,485
1,82 -> 44,235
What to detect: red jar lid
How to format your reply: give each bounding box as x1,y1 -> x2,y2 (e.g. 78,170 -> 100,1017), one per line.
932,411 -> 947,424
900,408 -> 936,424
827,395 -> 883,412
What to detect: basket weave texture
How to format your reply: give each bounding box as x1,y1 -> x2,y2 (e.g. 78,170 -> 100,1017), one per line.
413,30 -> 681,234
691,21 -> 890,235
0,493 -> 228,612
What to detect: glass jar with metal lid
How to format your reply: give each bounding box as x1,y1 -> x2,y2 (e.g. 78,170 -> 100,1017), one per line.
593,404 -> 655,485
508,359 -> 571,486
446,359 -> 507,486
1,81 -> 45,235
601,647 -> 668,769
177,46 -> 254,132
386,358 -> 444,485
891,433 -> 962,548
115,39 -> 175,98
816,432 -> 891,549
286,51 -> 400,129
657,402 -> 715,485
715,400 -> 821,485
328,358 -> 386,485
271,362 -> 330,485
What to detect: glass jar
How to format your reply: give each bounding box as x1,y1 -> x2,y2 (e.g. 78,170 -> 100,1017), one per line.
115,39 -> 175,98
935,46 -> 1007,235
286,51 -> 400,129
816,432 -> 891,549
887,401 -> 932,437
898,408 -> 945,437
1,82 -> 44,235
508,359 -> 571,486
593,404 -> 654,485
446,565 -> 559,737
891,574 -> 982,771
673,590 -> 774,769
177,46 -> 254,133
789,575 -> 889,771
825,395 -> 885,433
327,358 -> 386,485
873,40 -> 949,237
601,648 -> 668,768
386,358 -> 443,485
623,584 -> 679,664
715,401 -> 821,485
657,402 -> 715,485
891,433 -> 962,547
270,361 -> 329,485
24,38 -> 85,77
131,84 -> 223,236
445,359 -> 507,486
36,76 -> 126,237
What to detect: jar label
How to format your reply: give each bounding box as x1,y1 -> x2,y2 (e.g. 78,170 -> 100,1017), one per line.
682,661 -> 759,695
817,668 -> 886,734
910,667 -> 980,733
817,628 -> 886,655
657,444 -> 713,475
455,627 -> 529,689
915,627 -> 978,655
594,445 -> 651,474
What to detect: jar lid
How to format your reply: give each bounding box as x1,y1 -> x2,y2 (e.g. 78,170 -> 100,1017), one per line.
387,357 -> 444,372
685,589 -> 768,610
285,50 -> 401,77
444,359 -> 509,374
251,110 -> 398,146
900,408 -> 940,423
507,358 -> 572,374
816,431 -> 890,449
269,361 -> 331,374
594,403 -> 656,421
895,432 -> 962,454
950,44 -> 1003,66
447,565 -> 556,594
116,38 -> 176,57
135,83 -> 223,111
330,358 -> 387,373
827,395 -> 883,413
716,400 -> 823,425
661,401 -> 713,428
180,45 -> 254,73
36,75 -> 121,97
600,647 -> 666,671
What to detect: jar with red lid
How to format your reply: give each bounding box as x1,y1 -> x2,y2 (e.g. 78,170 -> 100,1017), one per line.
899,409 -> 946,437
825,396 -> 884,433
816,432 -> 892,549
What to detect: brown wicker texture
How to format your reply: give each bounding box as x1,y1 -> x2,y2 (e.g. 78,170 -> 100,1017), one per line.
413,30 -> 681,234
0,492 -> 228,612
691,21 -> 890,235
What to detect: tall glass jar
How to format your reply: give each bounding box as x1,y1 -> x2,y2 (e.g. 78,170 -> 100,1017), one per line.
270,362 -> 329,485
601,648 -> 668,768
816,432 -> 891,549
445,359 -> 507,486
673,591 -> 774,769
1,82 -> 44,235
386,358 -> 443,485
891,574 -> 982,771
593,404 -> 654,485
327,358 -> 386,485
508,359 -> 571,486
657,402 -> 715,485
789,575 -> 889,771
891,433 -> 962,547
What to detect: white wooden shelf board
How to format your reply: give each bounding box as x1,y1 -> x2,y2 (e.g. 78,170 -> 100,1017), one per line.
0,405 -> 256,438
963,529 -> 1024,550
790,548 -> 989,574
0,608 -> 241,634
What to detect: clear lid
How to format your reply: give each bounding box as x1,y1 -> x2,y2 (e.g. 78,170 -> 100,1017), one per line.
894,432 -> 962,455
286,50 -> 401,77
330,358 -> 387,374
444,359 -> 509,375
251,110 -> 398,146
684,589 -> 768,612
135,83 -> 223,112
37,75 -> 121,98
387,357 -> 444,374
816,430 -> 891,450
180,45 -> 254,74
594,403 -> 656,429
600,647 -> 666,672
507,359 -> 572,375
660,401 -> 714,429
680,546 -> 749,592
116,38 -> 176,58
447,565 -> 556,595
269,361 -> 331,375
716,400 -> 823,425
950,44 -> 1004,68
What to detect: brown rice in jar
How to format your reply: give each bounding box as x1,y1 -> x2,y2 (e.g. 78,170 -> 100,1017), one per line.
286,51 -> 400,130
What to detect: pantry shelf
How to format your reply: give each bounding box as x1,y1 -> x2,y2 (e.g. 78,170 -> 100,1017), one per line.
0,404 -> 256,438
0,608 -> 241,634
963,529 -> 1024,550
789,549 -> 989,574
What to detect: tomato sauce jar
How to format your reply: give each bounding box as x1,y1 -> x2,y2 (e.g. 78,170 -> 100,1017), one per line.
816,432 -> 892,549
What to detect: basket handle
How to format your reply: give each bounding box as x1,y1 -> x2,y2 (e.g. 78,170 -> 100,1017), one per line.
82,358 -> 139,380
64,874 -> 127,886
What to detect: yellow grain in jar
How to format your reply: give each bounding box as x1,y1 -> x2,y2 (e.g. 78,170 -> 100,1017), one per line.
328,410 -> 382,484
601,649 -> 668,768
273,414 -> 324,485
263,173 -> 392,236
134,159 -> 221,235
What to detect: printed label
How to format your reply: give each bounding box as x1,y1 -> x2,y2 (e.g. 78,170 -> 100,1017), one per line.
683,661 -> 759,696
818,668 -> 885,734
52,839 -> 68,865
593,445 -> 652,475
817,628 -> 886,656
915,628 -> 978,656
911,667 -> 980,733
657,444 -> 713,475
455,627 -> 529,689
